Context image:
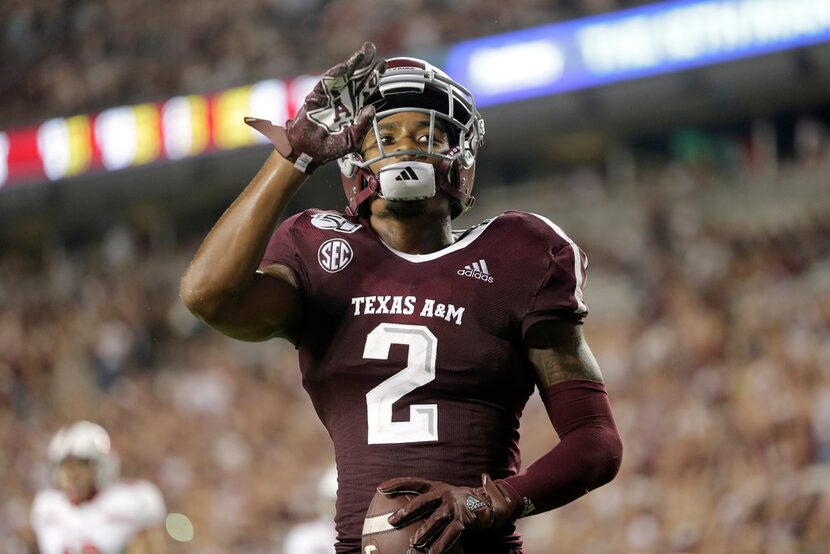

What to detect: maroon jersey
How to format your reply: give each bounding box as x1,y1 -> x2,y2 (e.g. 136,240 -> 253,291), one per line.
261,209 -> 588,553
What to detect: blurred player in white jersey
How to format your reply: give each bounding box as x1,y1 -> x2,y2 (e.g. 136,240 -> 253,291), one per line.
30,421 -> 167,554
282,464 -> 338,553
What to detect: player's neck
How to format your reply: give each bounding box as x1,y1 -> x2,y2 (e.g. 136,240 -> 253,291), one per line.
68,487 -> 99,505
369,196 -> 454,254
371,211 -> 453,254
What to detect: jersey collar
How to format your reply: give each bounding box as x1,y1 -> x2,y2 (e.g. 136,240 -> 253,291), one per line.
375,216 -> 497,263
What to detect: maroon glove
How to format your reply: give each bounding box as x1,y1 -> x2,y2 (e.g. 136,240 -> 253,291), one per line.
245,41 -> 386,173
377,474 -> 518,553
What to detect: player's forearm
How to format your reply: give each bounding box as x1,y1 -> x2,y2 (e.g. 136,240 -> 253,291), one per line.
180,151 -> 306,317
498,380 -> 622,516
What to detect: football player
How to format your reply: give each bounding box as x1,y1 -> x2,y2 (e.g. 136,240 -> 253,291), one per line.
30,421 -> 167,554
181,42 -> 622,553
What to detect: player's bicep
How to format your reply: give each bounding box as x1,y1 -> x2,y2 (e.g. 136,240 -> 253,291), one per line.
525,320 -> 603,388
199,263 -> 302,343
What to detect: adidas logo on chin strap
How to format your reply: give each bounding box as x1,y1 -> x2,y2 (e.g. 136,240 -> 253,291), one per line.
394,167 -> 419,181
457,259 -> 494,283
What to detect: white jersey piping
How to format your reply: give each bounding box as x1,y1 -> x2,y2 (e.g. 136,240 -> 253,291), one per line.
528,213 -> 588,315
377,216 -> 498,263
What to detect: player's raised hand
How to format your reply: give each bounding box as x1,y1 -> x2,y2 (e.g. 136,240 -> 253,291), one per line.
246,42 -> 386,174
377,474 -> 517,553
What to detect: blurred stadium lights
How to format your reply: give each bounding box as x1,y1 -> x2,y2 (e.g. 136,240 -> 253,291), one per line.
0,76 -> 316,190
1,0 -> 830,191
161,96 -> 211,161
445,0 -> 830,107
0,131 -> 9,187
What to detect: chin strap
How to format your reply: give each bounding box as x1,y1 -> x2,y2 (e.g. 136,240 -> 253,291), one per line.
345,165 -> 380,217
434,147 -> 474,213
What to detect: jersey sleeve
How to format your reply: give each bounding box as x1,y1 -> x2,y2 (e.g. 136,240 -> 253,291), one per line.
29,490 -> 53,533
521,217 -> 589,334
258,212 -> 309,291
132,481 -> 166,527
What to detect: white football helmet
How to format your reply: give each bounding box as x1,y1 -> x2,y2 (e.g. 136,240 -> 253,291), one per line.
47,421 -> 120,486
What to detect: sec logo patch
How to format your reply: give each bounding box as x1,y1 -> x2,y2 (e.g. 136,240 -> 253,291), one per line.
318,238 -> 353,273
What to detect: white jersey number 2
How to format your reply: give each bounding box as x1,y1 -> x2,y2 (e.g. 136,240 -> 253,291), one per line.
364,323 -> 439,444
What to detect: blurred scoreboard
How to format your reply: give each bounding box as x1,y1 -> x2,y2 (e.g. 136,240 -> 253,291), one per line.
446,0 -> 830,107
0,75 -> 318,189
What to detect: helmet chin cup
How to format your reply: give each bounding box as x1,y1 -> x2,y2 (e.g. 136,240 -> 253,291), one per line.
378,161 -> 437,201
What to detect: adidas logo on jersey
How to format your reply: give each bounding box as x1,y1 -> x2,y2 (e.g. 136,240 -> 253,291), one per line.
457,259 -> 494,283
394,167 -> 419,181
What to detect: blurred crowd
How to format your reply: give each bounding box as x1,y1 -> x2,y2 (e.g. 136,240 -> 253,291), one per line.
0,0 -> 654,128
1,152 -> 829,552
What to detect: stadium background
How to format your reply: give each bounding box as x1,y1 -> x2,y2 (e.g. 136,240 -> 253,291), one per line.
2,0 -> 830,552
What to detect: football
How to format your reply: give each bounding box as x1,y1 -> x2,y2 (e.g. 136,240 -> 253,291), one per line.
361,489 -> 464,553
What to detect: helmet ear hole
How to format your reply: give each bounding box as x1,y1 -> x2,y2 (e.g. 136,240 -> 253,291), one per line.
338,154 -> 359,178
